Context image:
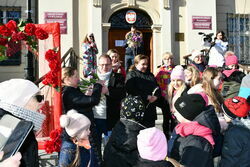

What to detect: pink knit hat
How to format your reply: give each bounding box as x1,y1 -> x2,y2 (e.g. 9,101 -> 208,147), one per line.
137,127 -> 167,161
170,65 -> 185,81
225,55 -> 238,66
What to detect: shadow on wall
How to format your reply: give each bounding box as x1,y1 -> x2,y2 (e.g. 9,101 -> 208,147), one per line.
172,0 -> 187,64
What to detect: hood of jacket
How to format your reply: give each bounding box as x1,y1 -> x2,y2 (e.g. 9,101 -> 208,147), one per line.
193,105 -> 221,135
232,117 -> 250,131
110,119 -> 145,152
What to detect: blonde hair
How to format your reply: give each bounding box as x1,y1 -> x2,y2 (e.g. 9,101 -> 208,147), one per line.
61,67 -> 77,84
202,67 -> 223,113
224,51 -> 235,59
186,65 -> 201,87
68,145 -> 81,167
129,54 -> 149,71
167,80 -> 186,110
162,52 -> 173,60
107,49 -> 119,57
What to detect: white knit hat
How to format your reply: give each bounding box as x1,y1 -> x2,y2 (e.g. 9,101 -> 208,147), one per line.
190,49 -> 203,61
0,79 -> 40,107
60,110 -> 91,138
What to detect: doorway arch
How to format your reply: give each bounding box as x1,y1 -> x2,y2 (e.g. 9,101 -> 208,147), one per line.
108,8 -> 154,71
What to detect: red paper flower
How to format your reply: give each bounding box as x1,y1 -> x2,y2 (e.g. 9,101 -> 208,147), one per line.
0,37 -> 8,46
35,28 -> 49,40
6,20 -> 17,33
0,25 -> 12,37
24,23 -> 36,36
11,32 -> 27,42
49,60 -> 60,72
44,140 -> 55,154
45,49 -> 57,61
50,128 -> 61,139
44,128 -> 62,154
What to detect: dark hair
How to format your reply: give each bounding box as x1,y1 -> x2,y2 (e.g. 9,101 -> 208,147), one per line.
215,30 -> 227,42
131,25 -> 136,29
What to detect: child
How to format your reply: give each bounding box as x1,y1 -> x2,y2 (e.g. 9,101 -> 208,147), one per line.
189,49 -> 206,73
222,51 -> 239,78
155,52 -> 174,97
136,127 -> 174,167
184,65 -> 201,88
168,94 -> 220,167
59,109 -> 91,167
220,96 -> 250,167
103,95 -> 146,167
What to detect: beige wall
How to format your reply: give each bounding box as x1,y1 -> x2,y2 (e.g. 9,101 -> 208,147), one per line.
0,0 -> 37,82
2,0 -> 249,82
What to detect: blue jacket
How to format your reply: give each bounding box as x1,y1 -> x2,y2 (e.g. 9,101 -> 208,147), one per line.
219,118 -> 250,167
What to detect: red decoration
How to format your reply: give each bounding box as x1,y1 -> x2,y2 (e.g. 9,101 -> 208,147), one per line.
0,20 -> 49,60
35,27 -> 49,40
24,23 -> 36,36
6,20 -> 17,33
44,128 -> 62,154
0,37 -> 7,45
42,49 -> 60,89
0,25 -> 12,37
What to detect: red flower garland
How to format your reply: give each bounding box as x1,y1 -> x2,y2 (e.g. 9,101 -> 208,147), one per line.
42,49 -> 61,89
0,20 -> 49,59
44,128 -> 62,154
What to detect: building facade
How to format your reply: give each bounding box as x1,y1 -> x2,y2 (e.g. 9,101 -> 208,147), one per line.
1,0 -> 250,81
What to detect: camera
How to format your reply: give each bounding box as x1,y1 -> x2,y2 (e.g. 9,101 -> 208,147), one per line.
198,32 -> 214,43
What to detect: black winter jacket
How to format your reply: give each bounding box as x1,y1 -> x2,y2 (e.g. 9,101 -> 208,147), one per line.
62,83 -> 102,120
125,69 -> 161,127
106,72 -> 126,130
219,118 -> 250,167
168,105 -> 220,167
103,119 -> 146,167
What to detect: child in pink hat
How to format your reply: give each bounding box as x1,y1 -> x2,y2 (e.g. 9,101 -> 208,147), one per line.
223,51 -> 239,77
137,127 -> 176,166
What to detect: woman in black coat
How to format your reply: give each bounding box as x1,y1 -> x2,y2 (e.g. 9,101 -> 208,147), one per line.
125,54 -> 161,128
59,67 -> 103,167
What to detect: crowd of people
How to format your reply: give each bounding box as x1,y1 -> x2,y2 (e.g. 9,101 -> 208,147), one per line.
0,27 -> 249,167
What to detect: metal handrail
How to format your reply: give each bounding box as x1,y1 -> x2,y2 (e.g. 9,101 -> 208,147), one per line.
34,47 -> 80,85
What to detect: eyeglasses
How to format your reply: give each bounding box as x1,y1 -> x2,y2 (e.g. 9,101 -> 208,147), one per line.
34,95 -> 44,103
99,64 -> 111,67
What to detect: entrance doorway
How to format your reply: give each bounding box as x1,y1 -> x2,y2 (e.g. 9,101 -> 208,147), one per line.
108,9 -> 153,71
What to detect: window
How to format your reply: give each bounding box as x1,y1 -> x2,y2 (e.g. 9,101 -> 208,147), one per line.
227,13 -> 250,64
0,7 -> 21,66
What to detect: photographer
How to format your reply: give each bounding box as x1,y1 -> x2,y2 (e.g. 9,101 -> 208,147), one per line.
208,31 -> 228,67
82,33 -> 99,77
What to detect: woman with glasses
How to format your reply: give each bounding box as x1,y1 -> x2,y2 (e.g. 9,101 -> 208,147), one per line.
0,79 -> 45,167
82,33 -> 99,78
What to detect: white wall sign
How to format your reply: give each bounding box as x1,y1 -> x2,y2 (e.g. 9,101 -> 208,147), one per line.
115,40 -> 124,47
125,10 -> 136,24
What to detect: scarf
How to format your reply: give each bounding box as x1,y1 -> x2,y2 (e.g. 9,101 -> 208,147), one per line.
97,70 -> 112,86
175,121 -> 215,146
0,101 -> 45,131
